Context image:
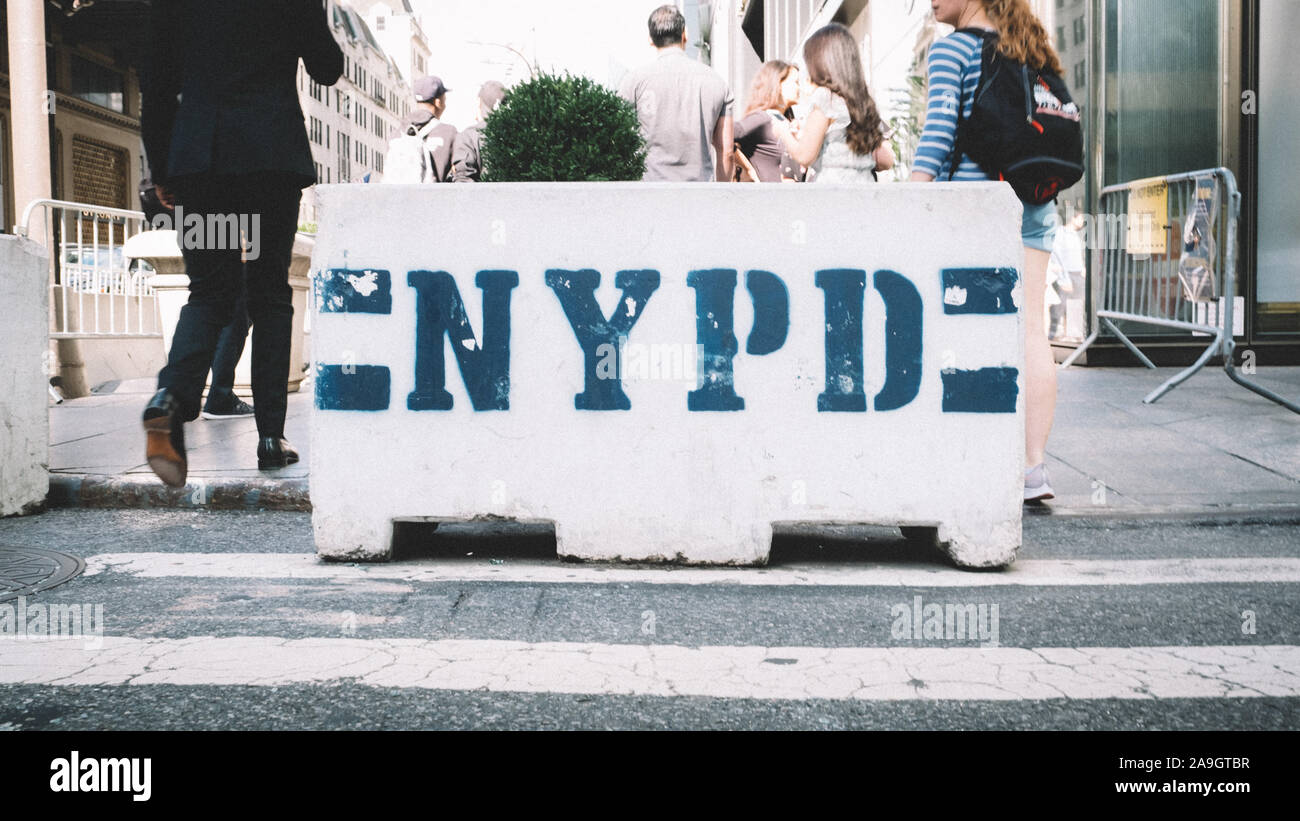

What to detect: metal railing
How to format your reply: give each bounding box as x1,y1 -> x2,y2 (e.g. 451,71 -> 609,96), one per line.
1060,167 -> 1297,413
18,198 -> 162,339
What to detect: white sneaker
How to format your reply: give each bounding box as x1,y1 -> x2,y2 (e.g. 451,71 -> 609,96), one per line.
1024,463 -> 1055,502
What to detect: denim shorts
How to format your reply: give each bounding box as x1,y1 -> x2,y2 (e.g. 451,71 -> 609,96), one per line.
1021,201 -> 1060,252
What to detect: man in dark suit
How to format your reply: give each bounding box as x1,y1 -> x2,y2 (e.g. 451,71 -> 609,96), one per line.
400,76 -> 458,182
140,0 -> 343,487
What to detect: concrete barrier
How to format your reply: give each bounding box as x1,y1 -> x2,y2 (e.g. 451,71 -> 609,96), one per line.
309,183 -> 1026,568
0,235 -> 50,515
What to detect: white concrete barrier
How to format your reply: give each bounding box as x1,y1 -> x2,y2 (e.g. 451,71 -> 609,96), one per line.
309,183 -> 1026,568
0,235 -> 50,515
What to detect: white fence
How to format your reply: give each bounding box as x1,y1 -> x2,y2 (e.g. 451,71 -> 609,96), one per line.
18,199 -> 161,339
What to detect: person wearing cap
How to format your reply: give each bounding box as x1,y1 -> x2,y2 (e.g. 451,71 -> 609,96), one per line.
451,80 -> 507,183
399,75 -> 458,183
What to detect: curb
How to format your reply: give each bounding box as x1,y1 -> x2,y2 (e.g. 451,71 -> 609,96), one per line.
1025,504 -> 1300,522
43,474 -> 1298,524
47,474 -> 311,512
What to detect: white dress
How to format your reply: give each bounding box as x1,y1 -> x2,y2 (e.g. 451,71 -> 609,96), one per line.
808,86 -> 877,183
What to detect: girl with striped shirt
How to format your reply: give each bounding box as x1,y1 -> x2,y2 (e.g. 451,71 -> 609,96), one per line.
910,0 -> 1066,503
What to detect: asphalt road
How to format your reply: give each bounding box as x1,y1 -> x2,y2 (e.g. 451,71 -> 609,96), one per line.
0,508 -> 1297,730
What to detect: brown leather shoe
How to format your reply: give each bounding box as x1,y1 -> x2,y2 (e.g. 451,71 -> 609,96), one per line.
143,389 -> 187,487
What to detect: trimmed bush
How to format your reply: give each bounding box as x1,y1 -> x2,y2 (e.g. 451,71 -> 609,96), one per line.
481,72 -> 646,182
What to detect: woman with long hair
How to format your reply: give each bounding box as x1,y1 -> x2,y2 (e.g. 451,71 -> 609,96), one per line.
910,0 -> 1064,502
735,60 -> 802,182
778,23 -> 894,183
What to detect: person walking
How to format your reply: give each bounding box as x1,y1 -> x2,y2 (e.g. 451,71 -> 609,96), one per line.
619,4 -> 734,182
451,81 -> 507,183
775,23 -> 895,183
140,0 -> 343,487
140,173 -> 253,420
390,76 -> 458,184
909,0 -> 1066,501
734,61 -> 803,183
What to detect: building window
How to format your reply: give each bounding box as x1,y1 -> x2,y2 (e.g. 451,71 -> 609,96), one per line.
1074,60 -> 1086,91
337,133 -> 350,183
69,54 -> 126,113
376,16 -> 385,31
1073,17 -> 1085,45
71,135 -> 129,210
1057,26 -> 1066,53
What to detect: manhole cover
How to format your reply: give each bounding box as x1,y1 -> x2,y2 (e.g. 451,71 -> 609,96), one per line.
0,546 -> 85,602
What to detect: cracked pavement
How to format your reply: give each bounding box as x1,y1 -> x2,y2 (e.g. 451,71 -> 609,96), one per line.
0,508 -> 1297,729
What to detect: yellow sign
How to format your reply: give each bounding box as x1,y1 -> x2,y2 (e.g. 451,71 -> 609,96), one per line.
1126,178 -> 1167,255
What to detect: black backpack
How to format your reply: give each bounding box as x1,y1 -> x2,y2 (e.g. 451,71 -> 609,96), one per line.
949,28 -> 1083,205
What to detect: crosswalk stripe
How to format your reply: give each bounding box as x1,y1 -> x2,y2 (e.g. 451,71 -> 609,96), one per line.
82,553 -> 1300,587
2,637 -> 1296,700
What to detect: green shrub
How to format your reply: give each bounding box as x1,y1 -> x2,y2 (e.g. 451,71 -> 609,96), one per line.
481,72 -> 646,182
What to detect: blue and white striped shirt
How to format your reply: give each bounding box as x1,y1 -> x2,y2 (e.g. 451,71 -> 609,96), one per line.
913,31 -> 989,181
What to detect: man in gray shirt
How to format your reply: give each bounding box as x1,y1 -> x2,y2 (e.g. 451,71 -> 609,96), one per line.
619,5 -> 733,182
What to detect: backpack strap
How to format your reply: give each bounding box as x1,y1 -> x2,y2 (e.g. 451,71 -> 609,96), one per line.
947,28 -> 998,181
413,119 -> 440,182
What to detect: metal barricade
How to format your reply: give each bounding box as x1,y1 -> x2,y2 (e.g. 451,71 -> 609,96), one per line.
17,198 -> 161,340
1060,167 -> 1298,413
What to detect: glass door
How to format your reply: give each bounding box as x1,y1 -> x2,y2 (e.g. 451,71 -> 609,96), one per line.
1254,0 -> 1300,336
1102,0 -> 1222,338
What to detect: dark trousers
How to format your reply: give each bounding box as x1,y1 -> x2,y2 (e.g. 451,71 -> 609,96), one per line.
205,283 -> 250,408
157,173 -> 302,438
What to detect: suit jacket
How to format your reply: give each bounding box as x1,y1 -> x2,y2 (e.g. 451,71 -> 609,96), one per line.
142,0 -> 343,188
402,109 -> 458,182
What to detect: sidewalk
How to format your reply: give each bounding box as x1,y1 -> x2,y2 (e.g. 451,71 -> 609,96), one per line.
43,367 -> 1300,515
47,378 -> 311,511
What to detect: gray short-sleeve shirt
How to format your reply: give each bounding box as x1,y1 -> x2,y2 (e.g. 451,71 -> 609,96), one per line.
619,49 -> 733,182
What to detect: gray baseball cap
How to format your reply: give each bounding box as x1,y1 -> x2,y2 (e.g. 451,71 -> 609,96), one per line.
414,75 -> 449,102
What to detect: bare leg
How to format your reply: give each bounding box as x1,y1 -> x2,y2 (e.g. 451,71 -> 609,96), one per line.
1023,247 -> 1056,467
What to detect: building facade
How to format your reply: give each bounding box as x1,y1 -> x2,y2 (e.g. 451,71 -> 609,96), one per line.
299,0 -> 419,222
349,0 -> 431,85
0,1 -> 149,233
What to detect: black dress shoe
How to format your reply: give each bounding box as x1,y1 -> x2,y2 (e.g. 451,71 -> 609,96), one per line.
143,388 -> 187,487
257,437 -> 299,469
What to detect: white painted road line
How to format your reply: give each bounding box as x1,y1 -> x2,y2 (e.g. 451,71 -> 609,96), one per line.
82,553 -> 1300,587
2,637 -> 1297,701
